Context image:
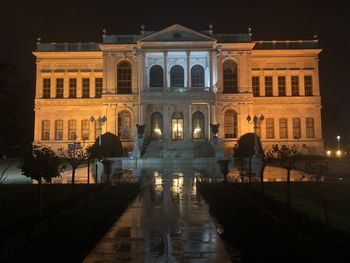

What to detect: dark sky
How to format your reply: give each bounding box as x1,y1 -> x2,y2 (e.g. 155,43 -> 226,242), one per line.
0,0 -> 349,146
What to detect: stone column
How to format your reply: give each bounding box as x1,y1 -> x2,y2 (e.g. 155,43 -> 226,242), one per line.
216,50 -> 223,93
210,51 -> 214,90
313,60 -> 320,96
186,51 -> 191,88
272,71 -> 278,96
77,74 -> 82,98
163,51 -> 168,90
90,76 -> 96,98
63,74 -> 69,98
286,70 -> 291,96
139,52 -> 145,92
51,78 -> 56,98
189,104 -> 192,139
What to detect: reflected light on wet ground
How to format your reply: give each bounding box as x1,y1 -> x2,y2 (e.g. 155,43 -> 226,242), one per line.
83,166 -> 231,262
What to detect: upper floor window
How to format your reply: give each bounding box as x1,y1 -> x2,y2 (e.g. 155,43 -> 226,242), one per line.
223,60 -> 238,93
278,76 -> 286,96
170,65 -> 184,87
265,76 -> 273,96
81,119 -> 90,140
266,118 -> 275,139
304,76 -> 313,96
56,78 -> 64,98
41,120 -> 50,140
191,65 -> 205,87
306,117 -> 315,138
82,78 -> 90,98
43,78 -> 51,98
224,109 -> 238,138
69,78 -> 77,98
95,78 -> 103,98
291,76 -> 299,96
68,119 -> 77,140
55,120 -> 63,140
117,61 -> 132,94
149,65 -> 164,88
252,76 -> 260,96
279,118 -> 288,139
118,111 -> 131,139
293,118 -> 301,139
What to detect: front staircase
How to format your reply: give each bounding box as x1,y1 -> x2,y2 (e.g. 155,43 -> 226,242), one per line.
142,140 -> 215,159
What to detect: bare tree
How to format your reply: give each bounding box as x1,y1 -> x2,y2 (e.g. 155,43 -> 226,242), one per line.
0,158 -> 14,184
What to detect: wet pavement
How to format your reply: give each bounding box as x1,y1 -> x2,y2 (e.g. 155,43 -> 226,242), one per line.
83,167 -> 232,262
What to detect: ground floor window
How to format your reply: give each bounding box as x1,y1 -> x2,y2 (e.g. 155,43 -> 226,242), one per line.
192,111 -> 204,139
118,111 -> 131,139
224,110 -> 238,138
172,112 -> 184,140
151,112 -> 163,139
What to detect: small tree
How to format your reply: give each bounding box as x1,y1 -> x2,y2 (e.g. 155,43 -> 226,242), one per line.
19,145 -> 64,217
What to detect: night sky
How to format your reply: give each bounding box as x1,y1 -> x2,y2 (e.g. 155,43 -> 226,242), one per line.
0,0 -> 349,147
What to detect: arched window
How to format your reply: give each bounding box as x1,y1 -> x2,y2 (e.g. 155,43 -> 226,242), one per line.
191,65 -> 205,87
224,110 -> 238,138
150,65 -> 164,88
172,112 -> 184,140
170,65 -> 184,87
223,60 -> 238,93
151,112 -> 163,139
81,119 -> 90,140
117,61 -> 132,94
192,111 -> 204,139
118,111 -> 131,139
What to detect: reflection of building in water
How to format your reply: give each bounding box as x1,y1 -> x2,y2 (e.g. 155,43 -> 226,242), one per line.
33,24 -> 323,156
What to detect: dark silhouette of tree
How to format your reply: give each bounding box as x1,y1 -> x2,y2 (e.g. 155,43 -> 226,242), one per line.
19,145 -> 64,217
87,132 -> 124,160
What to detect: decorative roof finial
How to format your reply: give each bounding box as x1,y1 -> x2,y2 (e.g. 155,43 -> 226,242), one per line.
102,28 -> 106,38
141,23 -> 145,35
36,37 -> 41,44
248,27 -> 252,38
209,22 -> 213,35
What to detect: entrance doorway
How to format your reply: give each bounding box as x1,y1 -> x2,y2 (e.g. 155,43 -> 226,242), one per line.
172,112 -> 184,140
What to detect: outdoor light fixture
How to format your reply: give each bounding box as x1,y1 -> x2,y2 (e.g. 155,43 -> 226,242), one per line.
326,150 -> 332,157
336,135 -> 341,151
336,150 -> 342,157
90,115 -> 107,145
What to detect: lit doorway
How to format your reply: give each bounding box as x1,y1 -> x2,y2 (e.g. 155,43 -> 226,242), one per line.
151,112 -> 163,139
172,112 -> 184,140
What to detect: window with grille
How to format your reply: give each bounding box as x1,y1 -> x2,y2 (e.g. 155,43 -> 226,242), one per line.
117,61 -> 132,93
306,117 -> 315,138
279,118 -> 288,139
82,78 -> 90,98
55,120 -> 63,140
81,120 -> 90,140
293,118 -> 301,139
291,76 -> 299,96
95,78 -> 103,98
69,78 -> 77,98
191,65 -> 205,87
265,76 -> 273,96
68,120 -> 77,140
223,60 -> 238,93
150,65 -> 164,88
252,76 -> 260,96
170,65 -> 184,87
41,120 -> 50,140
224,110 -> 238,138
266,118 -> 275,139
304,76 -> 313,96
43,78 -> 51,98
278,76 -> 286,96
118,111 -> 131,139
56,78 -> 63,98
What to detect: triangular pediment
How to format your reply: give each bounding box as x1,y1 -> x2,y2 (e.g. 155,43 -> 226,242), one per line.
139,24 -> 215,42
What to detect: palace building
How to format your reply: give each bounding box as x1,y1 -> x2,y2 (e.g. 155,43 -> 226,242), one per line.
33,24 -> 324,157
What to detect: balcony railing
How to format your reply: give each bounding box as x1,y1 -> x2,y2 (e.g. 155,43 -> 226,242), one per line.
254,40 -> 318,50
215,34 -> 251,43
36,42 -> 100,52
147,87 -> 211,93
103,35 -> 140,44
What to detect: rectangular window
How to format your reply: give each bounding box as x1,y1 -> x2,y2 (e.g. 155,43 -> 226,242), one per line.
278,76 -> 286,96
95,78 -> 103,98
306,117 -> 315,138
56,78 -> 64,98
266,118 -> 275,139
252,76 -> 260,97
41,120 -> 50,140
293,118 -> 301,139
81,120 -> 90,140
304,76 -> 313,96
68,120 -> 77,140
265,76 -> 273,96
43,78 -> 51,98
279,118 -> 288,139
55,120 -> 63,140
69,78 -> 77,98
82,78 -> 90,98
291,76 -> 299,96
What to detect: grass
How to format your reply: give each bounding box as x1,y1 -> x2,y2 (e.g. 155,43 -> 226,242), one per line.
0,183 -> 140,262
255,182 -> 350,232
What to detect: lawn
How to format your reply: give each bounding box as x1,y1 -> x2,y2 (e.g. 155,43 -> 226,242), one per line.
256,182 -> 350,232
0,183 -> 140,262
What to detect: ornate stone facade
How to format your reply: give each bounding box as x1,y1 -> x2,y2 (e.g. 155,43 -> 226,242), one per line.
33,24 -> 324,156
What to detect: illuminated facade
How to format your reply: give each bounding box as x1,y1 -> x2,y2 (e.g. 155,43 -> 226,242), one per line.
33,24 -> 324,156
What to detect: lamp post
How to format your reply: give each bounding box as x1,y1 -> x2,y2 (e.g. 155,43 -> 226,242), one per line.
336,135 -> 340,151
90,115 -> 107,145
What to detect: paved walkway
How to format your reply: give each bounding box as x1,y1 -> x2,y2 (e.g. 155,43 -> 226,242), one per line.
83,167 -> 231,262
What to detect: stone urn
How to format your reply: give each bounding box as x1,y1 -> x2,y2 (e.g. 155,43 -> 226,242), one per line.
210,123 -> 220,138
217,159 -> 230,183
